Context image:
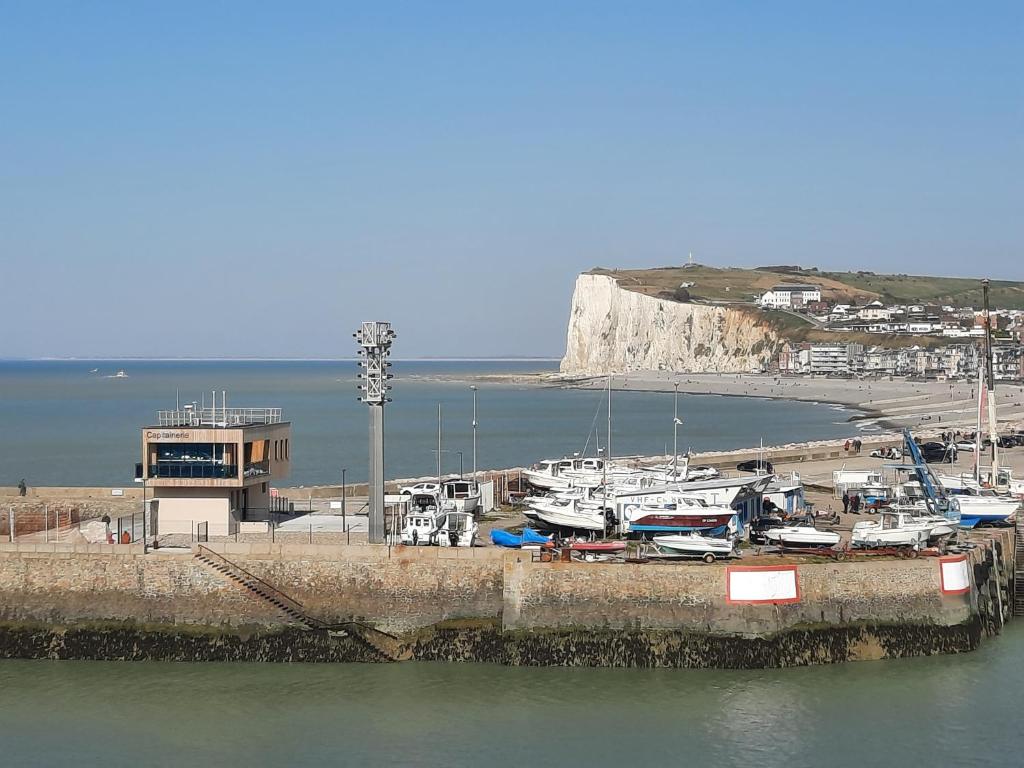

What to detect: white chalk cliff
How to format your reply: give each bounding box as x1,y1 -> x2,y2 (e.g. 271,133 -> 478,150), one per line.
559,273 -> 782,376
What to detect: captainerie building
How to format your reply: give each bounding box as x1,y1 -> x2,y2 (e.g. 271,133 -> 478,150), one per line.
138,402 -> 291,537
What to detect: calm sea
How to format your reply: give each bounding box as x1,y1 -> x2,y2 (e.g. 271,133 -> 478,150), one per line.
0,360 -> 857,487
1,626 -> 1021,767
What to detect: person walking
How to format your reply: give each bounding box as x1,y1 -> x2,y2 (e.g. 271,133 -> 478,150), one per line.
842,491 -> 850,514
851,493 -> 861,514
17,479 -> 27,497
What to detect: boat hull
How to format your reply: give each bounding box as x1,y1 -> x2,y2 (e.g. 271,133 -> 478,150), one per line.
627,511 -> 734,533
652,534 -> 735,556
763,527 -> 841,548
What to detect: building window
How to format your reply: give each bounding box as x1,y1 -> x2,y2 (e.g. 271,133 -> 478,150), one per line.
285,439 -> 289,460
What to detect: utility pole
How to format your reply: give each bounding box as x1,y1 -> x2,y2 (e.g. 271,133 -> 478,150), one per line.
355,321 -> 395,544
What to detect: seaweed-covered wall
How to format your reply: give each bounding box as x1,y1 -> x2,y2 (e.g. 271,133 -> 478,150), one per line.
0,533 -> 1011,668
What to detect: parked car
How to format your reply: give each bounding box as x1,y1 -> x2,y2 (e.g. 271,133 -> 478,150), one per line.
919,442 -> 955,463
399,482 -> 441,496
736,459 -> 774,474
870,447 -> 902,459
749,516 -> 785,545
954,441 -> 977,452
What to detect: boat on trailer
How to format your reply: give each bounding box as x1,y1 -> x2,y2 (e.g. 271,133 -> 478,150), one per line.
851,509 -> 937,549
762,526 -> 841,548
651,532 -> 737,562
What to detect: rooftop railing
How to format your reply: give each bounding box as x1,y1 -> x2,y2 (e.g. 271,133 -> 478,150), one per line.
156,407 -> 283,427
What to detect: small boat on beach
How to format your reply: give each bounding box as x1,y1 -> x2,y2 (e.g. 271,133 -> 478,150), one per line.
762,526 -> 841,548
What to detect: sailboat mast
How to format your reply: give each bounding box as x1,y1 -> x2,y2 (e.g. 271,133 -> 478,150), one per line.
607,375 -> 612,466
975,366 -> 984,482
673,381 -> 679,479
982,279 -> 999,479
437,403 -> 443,486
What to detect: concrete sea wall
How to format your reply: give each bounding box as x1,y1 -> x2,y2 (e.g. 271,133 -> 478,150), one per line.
0,532 -> 1012,668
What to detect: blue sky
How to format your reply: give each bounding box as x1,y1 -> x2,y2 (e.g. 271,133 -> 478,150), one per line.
1,1 -> 1020,358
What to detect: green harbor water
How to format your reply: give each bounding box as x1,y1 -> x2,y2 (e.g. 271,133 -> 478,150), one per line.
2,626 -> 1021,767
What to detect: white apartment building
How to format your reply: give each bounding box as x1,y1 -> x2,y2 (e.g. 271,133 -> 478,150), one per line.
807,343 -> 865,375
758,284 -> 822,309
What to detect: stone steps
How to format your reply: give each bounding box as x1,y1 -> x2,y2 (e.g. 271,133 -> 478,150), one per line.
195,553 -> 313,628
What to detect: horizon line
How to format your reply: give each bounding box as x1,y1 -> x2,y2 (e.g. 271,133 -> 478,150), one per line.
1,356 -> 563,363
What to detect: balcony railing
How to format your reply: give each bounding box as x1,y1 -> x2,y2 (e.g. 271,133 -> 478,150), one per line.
149,463 -> 239,480
156,408 -> 282,427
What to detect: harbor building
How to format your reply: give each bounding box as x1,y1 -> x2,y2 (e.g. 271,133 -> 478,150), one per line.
138,403 -> 291,537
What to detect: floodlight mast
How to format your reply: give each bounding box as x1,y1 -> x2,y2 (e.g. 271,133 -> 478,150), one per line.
354,321 -> 395,544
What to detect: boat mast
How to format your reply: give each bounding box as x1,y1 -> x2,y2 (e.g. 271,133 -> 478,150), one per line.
437,403 -> 443,487
604,375 -> 611,535
982,279 -> 999,481
672,380 -> 679,479
974,365 -> 984,482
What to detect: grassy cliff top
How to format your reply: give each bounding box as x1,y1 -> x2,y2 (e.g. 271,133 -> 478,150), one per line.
589,265 -> 1024,309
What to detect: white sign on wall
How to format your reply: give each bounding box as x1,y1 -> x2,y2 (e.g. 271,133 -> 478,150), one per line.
110,489 -> 124,497
939,556 -> 971,595
727,566 -> 801,604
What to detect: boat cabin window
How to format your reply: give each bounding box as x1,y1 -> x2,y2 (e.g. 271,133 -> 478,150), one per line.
445,514 -> 471,532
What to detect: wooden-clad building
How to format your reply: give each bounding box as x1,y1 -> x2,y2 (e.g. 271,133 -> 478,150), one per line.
139,404 -> 291,536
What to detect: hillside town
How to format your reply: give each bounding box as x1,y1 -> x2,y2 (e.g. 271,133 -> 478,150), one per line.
758,282 -> 1024,380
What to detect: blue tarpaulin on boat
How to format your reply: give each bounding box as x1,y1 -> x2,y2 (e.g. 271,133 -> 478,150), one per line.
490,528 -> 552,548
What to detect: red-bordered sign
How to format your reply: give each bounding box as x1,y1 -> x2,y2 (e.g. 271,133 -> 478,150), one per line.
939,554 -> 971,595
726,564 -> 801,605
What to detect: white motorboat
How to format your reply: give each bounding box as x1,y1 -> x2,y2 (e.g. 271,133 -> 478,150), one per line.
399,493 -> 446,545
851,510 -> 932,548
762,526 -> 841,548
652,532 -> 736,560
531,497 -> 609,532
442,478 -> 480,514
436,510 -> 478,547
523,459 -> 577,490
